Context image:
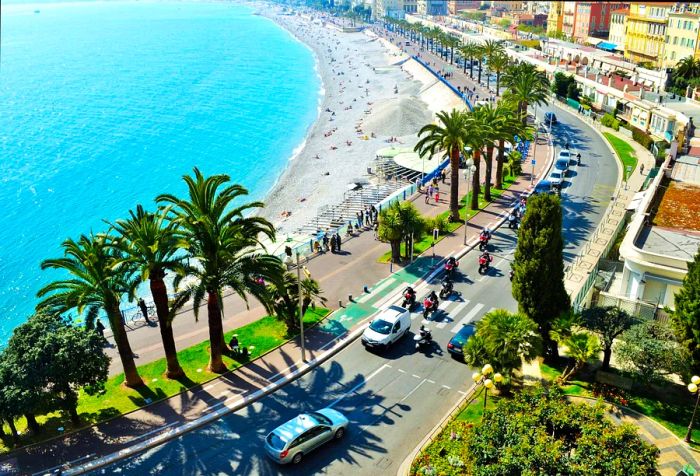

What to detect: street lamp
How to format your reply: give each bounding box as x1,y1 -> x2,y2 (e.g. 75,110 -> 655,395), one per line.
685,375 -> 700,443
472,363 -> 503,416
296,252 -> 306,362
463,158 -> 476,245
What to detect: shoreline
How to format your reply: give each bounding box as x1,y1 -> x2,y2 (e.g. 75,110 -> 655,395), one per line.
254,5 -> 467,252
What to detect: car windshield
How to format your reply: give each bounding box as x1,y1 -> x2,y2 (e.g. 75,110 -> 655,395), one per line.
267,432 -> 287,450
550,172 -> 562,179
560,151 -> 570,158
453,325 -> 476,344
308,412 -> 332,426
369,319 -> 392,335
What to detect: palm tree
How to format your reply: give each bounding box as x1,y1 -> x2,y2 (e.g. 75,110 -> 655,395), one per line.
502,62 -> 550,125
267,272 -> 326,333
430,26 -> 442,54
495,102 -> 532,189
443,35 -> 460,64
38,234 -> 144,388
672,56 -> 700,81
463,309 -> 542,376
464,106 -> 493,210
415,109 -> 470,222
481,39 -> 505,90
504,149 -> 523,179
473,104 -> 506,202
158,168 -> 285,374
475,44 -> 486,84
377,204 -> 404,263
559,332 -> 600,383
109,205 -> 186,379
459,42 -> 480,78
489,51 -> 510,96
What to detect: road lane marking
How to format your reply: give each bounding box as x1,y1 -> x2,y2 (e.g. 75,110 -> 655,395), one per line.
436,301 -> 469,329
398,369 -> 406,373
327,363 -> 389,408
450,303 -> 485,333
411,374 -> 420,379
427,379 -> 436,384
400,379 -> 427,402
441,385 -> 451,390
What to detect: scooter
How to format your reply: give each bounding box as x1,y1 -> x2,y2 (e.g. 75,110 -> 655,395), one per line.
422,296 -> 439,319
402,289 -> 417,311
478,255 -> 493,275
508,215 -> 519,230
439,279 -> 454,299
478,233 -> 490,251
414,328 -> 433,350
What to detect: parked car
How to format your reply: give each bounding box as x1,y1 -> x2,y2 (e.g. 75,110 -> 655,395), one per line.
544,112 -> 557,125
548,170 -> 564,188
361,305 -> 411,351
533,179 -> 556,195
447,323 -> 477,358
557,150 -> 571,163
264,408 -> 349,464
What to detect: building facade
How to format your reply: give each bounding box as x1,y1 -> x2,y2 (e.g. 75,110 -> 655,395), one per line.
562,1 -> 577,38
624,2 -> 675,67
417,0 -> 447,16
547,1 -> 564,36
609,8 -> 629,48
572,2 -> 627,42
664,5 -> 700,68
447,0 -> 480,14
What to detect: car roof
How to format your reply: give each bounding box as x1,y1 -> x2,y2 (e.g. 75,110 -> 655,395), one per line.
559,150 -> 570,156
377,305 -> 407,323
271,413 -> 319,443
556,158 -> 569,163
454,323 -> 476,339
549,170 -> 562,177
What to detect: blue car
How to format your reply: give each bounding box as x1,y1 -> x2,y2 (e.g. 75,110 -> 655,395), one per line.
447,323 -> 477,358
533,179 -> 555,195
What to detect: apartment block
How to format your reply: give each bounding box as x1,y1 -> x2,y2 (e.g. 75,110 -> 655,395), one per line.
547,1 -> 564,36
608,8 -> 629,49
572,2 -> 628,42
624,2 -> 675,67
664,4 -> 700,67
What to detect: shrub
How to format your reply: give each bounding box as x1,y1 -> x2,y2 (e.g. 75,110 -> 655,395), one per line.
430,214 -> 449,235
632,127 -> 653,149
600,113 -> 621,131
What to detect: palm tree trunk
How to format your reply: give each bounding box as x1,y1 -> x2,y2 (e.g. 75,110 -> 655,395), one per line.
471,150 -> 481,210
602,346 -> 612,370
496,73 -> 501,96
449,150 -> 461,222
478,61 -> 482,83
207,290 -> 227,373
496,139 -> 505,189
390,240 -> 401,263
484,146 -> 494,202
469,60 -> 474,79
521,101 -> 529,126
109,305 -> 144,388
150,273 -> 185,379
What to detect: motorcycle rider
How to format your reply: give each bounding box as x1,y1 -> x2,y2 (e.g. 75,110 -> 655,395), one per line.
508,212 -> 518,229
403,286 -> 416,307
479,251 -> 493,269
429,290 -> 439,307
576,152 -> 581,165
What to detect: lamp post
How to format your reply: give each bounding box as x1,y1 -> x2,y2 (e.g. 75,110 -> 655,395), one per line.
463,159 -> 476,245
472,363 -> 503,417
685,375 -> 700,443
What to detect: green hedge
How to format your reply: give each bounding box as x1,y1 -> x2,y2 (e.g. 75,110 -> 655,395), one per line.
632,127 -> 653,149
600,113 -> 620,131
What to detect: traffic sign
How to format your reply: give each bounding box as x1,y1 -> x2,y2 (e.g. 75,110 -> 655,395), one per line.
531,159 -> 536,165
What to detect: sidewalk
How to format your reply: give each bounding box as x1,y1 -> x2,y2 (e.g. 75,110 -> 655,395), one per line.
0,108 -> 554,476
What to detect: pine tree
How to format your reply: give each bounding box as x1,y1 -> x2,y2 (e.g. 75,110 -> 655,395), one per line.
511,193 -> 570,361
672,248 -> 700,373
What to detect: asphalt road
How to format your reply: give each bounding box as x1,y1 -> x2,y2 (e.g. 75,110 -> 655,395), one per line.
533,105 -> 619,263
92,230 -> 519,476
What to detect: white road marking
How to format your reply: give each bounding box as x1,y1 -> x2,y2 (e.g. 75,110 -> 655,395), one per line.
398,369 -> 406,373
441,384 -> 451,390
427,379 -> 436,384
458,390 -> 467,395
436,300 -> 470,329
411,374 -> 420,379
400,379 -> 427,402
327,364 -> 389,408
450,303 -> 485,333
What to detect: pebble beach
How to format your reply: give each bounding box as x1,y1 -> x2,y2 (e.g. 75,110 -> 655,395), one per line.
256,6 -> 467,244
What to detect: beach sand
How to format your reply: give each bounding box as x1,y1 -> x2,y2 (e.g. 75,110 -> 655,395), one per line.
256,7 -> 466,251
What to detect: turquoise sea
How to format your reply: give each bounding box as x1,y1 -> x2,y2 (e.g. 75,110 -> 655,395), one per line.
0,1 -> 320,344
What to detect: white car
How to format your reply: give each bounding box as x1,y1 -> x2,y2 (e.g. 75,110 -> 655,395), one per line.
558,150 -> 571,162
549,170 -> 564,187
361,305 -> 411,351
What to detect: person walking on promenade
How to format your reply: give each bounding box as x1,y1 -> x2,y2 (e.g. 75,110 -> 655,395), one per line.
640,163 -> 645,175
335,232 -> 342,252
322,233 -> 329,252
425,185 -> 432,204
440,170 -> 446,184
95,319 -> 105,339
330,234 -> 337,253
138,298 -> 154,326
434,190 -> 440,204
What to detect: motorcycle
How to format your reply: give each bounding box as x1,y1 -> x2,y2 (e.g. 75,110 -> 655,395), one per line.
439,279 -> 454,299
422,296 -> 439,319
402,289 -> 417,311
478,233 -> 490,251
478,255 -> 493,275
414,328 -> 433,350
444,259 -> 458,278
509,269 -> 514,281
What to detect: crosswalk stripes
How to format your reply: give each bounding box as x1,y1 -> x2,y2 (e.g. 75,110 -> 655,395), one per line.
450,303 -> 485,333
436,301 -> 470,329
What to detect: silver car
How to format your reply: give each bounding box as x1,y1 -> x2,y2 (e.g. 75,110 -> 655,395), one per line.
264,408 -> 349,464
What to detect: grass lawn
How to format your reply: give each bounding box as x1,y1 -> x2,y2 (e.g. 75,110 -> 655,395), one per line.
603,132 -> 638,178
0,308 -> 329,454
378,176 -> 516,263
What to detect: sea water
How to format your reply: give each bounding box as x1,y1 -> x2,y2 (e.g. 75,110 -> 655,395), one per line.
0,1 -> 320,344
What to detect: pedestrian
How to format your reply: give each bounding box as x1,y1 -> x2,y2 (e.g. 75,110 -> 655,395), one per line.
356,211 -> 363,227
95,319 -> 105,338
138,298 -> 153,325
335,232 -> 342,252
425,186 -> 431,204
640,163 -> 645,175
322,233 -> 329,252
440,170 -> 446,184
330,234 -> 337,253
434,190 -> 440,203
